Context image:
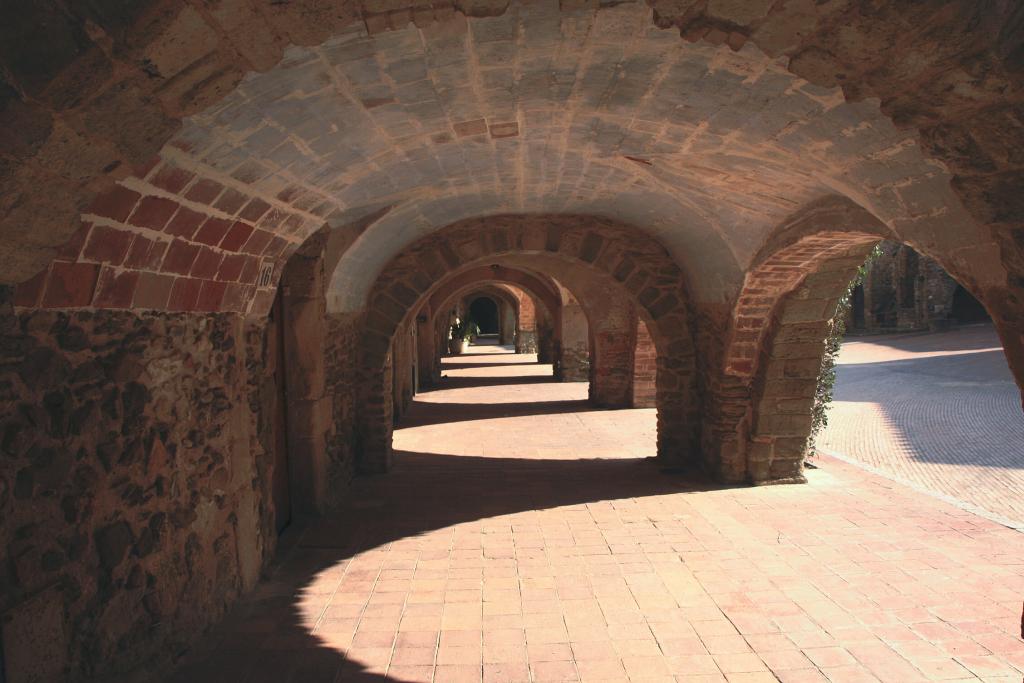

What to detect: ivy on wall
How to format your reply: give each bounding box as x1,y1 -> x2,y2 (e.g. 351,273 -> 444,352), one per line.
808,244 -> 883,452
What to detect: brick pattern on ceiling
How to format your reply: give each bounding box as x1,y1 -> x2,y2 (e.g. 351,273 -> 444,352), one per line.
4,2 -> 1002,316
11,159 -> 316,315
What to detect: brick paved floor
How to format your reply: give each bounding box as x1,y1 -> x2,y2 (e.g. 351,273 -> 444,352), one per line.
817,324 -> 1024,529
171,342 -> 1024,682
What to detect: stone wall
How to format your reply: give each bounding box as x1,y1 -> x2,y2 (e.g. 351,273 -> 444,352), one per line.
0,289 -> 275,681
357,215 -> 699,468
853,241 -> 970,333
514,290 -> 538,354
323,313 -> 362,485
587,294 -> 636,408
499,299 -> 515,345
390,319 -> 416,421
633,320 -> 657,408
558,299 -> 589,382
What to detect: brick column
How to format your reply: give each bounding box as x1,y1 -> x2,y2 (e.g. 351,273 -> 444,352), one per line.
559,300 -> 589,381
653,331 -> 699,472
588,298 -> 636,408
748,341 -> 823,483
536,322 -> 553,364
356,349 -> 394,475
632,319 -> 657,408
515,291 -> 539,353
499,299 -> 515,345
416,305 -> 435,388
745,267 -> 859,482
280,241 -> 335,513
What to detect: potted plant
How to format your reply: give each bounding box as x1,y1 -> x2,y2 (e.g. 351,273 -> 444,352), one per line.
448,318 -> 480,355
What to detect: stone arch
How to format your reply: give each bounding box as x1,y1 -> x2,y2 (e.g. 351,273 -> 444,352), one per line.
464,292 -> 499,334
424,265 -> 561,326
346,214 -> 697,475
6,3 -> 1024,372
505,285 -> 544,354
416,265 -> 563,383
7,4 -> 1024,677
493,284 -> 524,345
705,195 -> 1014,484
436,284 -> 517,357
549,279 -> 588,382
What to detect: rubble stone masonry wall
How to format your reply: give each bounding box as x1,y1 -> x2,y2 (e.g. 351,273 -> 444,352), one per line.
0,288 -> 276,681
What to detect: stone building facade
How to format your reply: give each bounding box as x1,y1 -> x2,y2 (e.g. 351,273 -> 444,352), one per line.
0,1 -> 1023,680
849,240 -> 991,334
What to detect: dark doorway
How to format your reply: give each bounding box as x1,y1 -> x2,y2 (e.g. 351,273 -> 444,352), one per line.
269,289 -> 292,535
469,296 -> 499,334
951,285 -> 990,324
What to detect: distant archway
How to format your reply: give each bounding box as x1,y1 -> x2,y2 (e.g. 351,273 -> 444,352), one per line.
349,214 -> 697,476
468,295 -> 499,334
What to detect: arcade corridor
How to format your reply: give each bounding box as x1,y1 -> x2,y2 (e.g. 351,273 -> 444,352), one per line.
168,344 -> 1024,682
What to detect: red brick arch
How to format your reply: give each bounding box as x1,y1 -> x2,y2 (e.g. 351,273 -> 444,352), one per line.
705,192 -> 1024,485
456,287 -> 519,320
424,265 -> 561,325
417,266 -> 564,379
439,282 -> 547,350
460,286 -> 518,343
10,171 -> 306,314
435,283 -> 519,349
351,214 -> 697,474
6,2 -> 1022,341
433,278 -> 552,351
491,283 -> 552,355
707,198 -> 897,483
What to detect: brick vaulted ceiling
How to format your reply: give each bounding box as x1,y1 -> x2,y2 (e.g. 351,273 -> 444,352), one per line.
7,1 -> 999,315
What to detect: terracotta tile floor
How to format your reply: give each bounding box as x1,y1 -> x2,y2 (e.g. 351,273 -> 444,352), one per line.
171,342 -> 1024,682
818,324 -> 1024,529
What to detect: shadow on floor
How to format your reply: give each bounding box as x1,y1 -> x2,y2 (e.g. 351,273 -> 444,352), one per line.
827,348 -> 1024,469
396,399 -> 608,428
435,361 -> 548,371
842,322 -> 1001,354
167,451 -> 713,683
442,352 -> 518,358
428,374 -> 572,391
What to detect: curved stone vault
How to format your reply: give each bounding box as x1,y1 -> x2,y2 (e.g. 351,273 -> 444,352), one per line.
7,1 -> 1006,317
2,1 -> 1024,680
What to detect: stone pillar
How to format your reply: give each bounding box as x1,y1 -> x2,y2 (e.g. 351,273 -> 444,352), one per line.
515,292 -> 539,353
324,312 -> 364,491
499,299 -> 515,345
416,306 -> 435,388
588,298 -> 636,407
746,276 -> 848,483
280,243 -> 332,513
357,356 -> 394,474
391,324 -> 416,420
434,313 -> 449,376
701,374 -> 753,482
559,299 -> 589,382
632,319 -> 657,408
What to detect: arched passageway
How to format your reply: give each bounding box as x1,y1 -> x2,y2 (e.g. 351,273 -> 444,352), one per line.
815,244 -> 1023,528
347,215 -> 696,477
467,296 -> 498,335
2,2 -> 1024,680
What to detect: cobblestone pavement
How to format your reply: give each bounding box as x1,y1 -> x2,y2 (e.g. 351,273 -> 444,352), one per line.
817,324 -> 1024,529
172,343 -> 1024,682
